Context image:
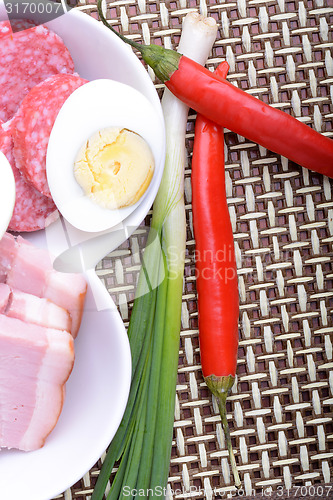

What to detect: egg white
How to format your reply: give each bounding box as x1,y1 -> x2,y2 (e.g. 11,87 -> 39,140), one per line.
46,79 -> 165,233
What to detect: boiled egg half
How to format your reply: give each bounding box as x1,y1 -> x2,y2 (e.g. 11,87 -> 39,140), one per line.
46,79 -> 165,233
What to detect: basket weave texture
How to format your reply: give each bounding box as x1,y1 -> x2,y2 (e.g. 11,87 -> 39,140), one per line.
54,0 -> 333,498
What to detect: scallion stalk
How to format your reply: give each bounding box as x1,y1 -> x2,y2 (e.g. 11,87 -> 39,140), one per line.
92,8 -> 217,499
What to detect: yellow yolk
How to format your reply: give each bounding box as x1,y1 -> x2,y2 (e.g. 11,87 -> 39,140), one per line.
74,127 -> 155,210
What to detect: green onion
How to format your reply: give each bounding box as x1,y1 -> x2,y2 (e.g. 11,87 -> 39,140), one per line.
92,7 -> 217,499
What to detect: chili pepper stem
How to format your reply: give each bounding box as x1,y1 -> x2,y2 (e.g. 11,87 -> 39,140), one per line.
205,374 -> 241,489
97,0 -> 181,81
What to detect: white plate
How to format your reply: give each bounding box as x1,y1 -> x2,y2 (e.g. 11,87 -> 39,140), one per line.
45,8 -> 166,240
0,3 -> 166,245
0,152 -> 15,240
0,223 -> 132,500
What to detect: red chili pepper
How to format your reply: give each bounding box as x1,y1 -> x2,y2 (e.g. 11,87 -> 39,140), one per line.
168,57 -> 333,177
191,61 -> 241,489
96,6 -> 333,178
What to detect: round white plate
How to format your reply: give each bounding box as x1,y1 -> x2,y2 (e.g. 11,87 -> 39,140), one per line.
0,226 -> 132,500
0,152 -> 15,240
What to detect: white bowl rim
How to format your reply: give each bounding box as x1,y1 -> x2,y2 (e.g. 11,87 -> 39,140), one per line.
0,152 -> 15,240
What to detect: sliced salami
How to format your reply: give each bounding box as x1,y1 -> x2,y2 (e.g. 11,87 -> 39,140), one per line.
0,24 -> 75,122
0,19 -> 37,39
0,21 -> 12,39
0,121 -> 58,232
13,74 -> 88,198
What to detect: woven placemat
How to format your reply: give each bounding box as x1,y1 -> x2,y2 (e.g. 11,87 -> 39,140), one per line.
53,0 -> 332,498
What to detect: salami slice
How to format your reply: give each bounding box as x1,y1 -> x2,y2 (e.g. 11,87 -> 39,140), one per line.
0,19 -> 37,39
0,24 -> 75,122
13,74 -> 88,198
0,121 -> 58,232
0,21 -> 11,39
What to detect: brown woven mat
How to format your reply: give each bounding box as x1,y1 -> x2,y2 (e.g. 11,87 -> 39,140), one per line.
54,0 -> 333,499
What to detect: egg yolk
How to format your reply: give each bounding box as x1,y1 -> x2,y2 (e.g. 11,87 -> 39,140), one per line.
74,127 -> 155,210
